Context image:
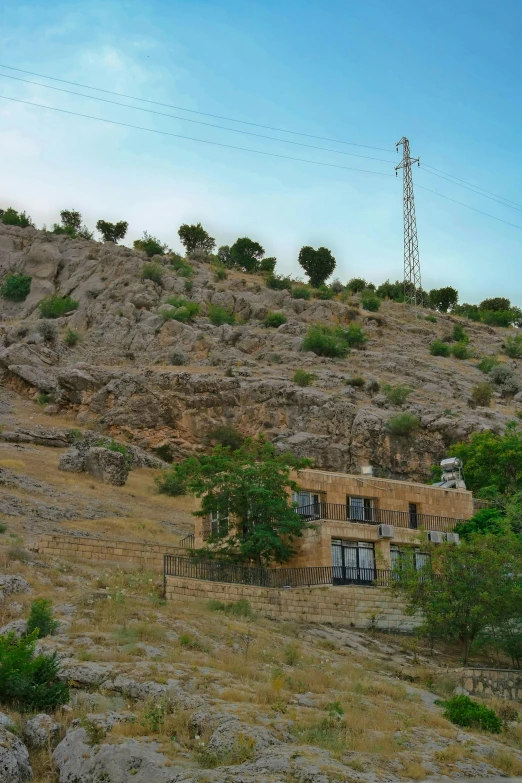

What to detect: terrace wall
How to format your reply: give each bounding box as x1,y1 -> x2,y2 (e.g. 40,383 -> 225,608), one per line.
38,534 -> 184,572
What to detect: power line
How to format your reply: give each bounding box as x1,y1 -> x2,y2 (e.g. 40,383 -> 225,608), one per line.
421,165 -> 522,213
0,94 -> 396,178
422,163 -> 522,211
0,63 -> 394,153
415,183 -> 522,231
0,72 -> 395,165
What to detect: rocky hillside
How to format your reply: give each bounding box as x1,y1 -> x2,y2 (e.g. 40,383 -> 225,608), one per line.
1,223 -> 519,480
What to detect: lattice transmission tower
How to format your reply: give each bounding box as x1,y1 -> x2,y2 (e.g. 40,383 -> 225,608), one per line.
395,137 -> 422,307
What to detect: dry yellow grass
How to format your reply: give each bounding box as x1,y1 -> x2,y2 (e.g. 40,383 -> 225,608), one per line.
0,458 -> 26,470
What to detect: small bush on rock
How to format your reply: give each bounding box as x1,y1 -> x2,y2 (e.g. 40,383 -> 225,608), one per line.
345,323 -> 368,348
291,286 -> 311,300
1,207 -> 34,227
170,350 -> 187,365
134,232 -> 168,257
346,376 -> 365,387
313,285 -> 335,300
504,334 -> 522,359
37,320 -> 58,341
430,339 -> 450,357
264,312 -> 287,328
478,356 -> 499,373
387,413 -> 419,437
1,273 -> 32,301
212,262 -> 227,281
265,273 -> 292,291
452,323 -> 468,343
469,383 -> 493,408
382,383 -> 412,405
26,598 -> 59,639
63,327 -> 79,346
140,262 -> 164,285
161,297 -> 200,322
293,369 -> 316,387
39,295 -> 78,319
209,304 -> 235,326
171,257 -> 193,277
441,695 -> 501,733
361,291 -> 381,312
0,630 -> 69,711
451,341 -> 471,360
302,325 -> 350,358
347,277 -> 367,293
208,426 -> 244,451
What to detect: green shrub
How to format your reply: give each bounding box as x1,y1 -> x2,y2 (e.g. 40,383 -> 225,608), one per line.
266,273 -> 292,291
367,379 -> 380,393
161,297 -> 200,322
347,277 -> 367,293
209,304 -> 235,326
0,523 -> 7,534
37,320 -> 57,342
212,262 -> 227,281
26,598 -> 59,639
293,369 -> 316,387
140,262 -> 164,285
171,257 -> 193,277
346,376 -> 365,387
382,383 -> 412,405
504,334 -> 522,359
387,413 -> 420,437
302,325 -> 350,358
0,273 -> 32,302
1,207 -> 33,227
259,256 -> 277,274
0,630 -> 69,711
481,310 -> 513,327
36,392 -> 50,406
344,323 -> 368,348
478,356 -> 499,373
208,425 -> 244,451
425,314 -> 437,323
63,327 -> 79,347
452,323 -> 468,343
313,285 -> 335,300
469,383 -> 493,408
451,341 -> 471,360
441,695 -> 501,733
39,294 -> 78,319
291,286 -> 311,300
264,312 -> 287,328
361,291 -> 381,312
430,339 -> 450,357
134,232 -> 168,257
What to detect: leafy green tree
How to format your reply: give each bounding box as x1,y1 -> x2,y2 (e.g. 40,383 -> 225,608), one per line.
0,273 -> 32,301
450,423 -> 522,497
96,219 -> 128,243
480,297 -> 510,312
259,256 -> 276,273
429,286 -> 459,312
0,630 -> 69,711
376,279 -> 403,301
53,210 -> 93,239
26,598 -> 59,638
454,508 -> 509,540
0,207 -> 34,228
393,534 -> 522,664
217,245 -> 232,267
134,232 -> 168,257
157,438 -> 311,566
298,246 -> 336,288
347,277 -> 367,293
178,223 -> 215,255
229,237 -> 265,273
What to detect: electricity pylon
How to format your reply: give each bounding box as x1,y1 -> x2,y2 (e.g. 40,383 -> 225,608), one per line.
396,137 -> 422,307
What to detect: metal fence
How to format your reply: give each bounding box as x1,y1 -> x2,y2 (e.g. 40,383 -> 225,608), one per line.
164,554 -> 394,588
179,533 -> 195,549
295,502 -> 464,532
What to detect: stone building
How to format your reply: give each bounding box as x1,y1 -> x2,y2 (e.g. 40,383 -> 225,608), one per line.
193,466 -> 473,582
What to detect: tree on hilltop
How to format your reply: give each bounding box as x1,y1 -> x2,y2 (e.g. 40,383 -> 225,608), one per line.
298,246 -> 336,288
96,219 -> 128,244
178,222 -> 215,255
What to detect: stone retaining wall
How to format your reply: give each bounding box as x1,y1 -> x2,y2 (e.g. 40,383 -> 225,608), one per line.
165,575 -> 418,630
38,534 -> 185,572
461,668 -> 522,701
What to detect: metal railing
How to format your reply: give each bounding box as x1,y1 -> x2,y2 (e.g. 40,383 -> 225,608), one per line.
179,533 -> 195,549
295,502 -> 465,532
164,554 -> 394,588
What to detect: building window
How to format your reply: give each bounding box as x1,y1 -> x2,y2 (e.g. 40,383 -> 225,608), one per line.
409,503 -> 418,529
331,539 -> 376,584
391,546 -> 430,571
347,496 -> 374,522
292,491 -> 322,518
210,510 -> 229,537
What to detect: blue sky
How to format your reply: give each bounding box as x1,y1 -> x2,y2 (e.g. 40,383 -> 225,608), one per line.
1,0 -> 521,303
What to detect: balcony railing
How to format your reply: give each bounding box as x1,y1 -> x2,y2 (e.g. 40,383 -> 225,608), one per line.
295,502 -> 466,532
164,554 -> 394,588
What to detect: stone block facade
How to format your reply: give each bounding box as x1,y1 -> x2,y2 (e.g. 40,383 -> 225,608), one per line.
461,668 -> 522,701
165,575 -> 419,630
38,534 -> 184,572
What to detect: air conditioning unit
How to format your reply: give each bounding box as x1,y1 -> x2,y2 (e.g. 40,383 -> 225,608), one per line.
428,531 -> 444,543
445,532 -> 460,544
378,524 -> 394,539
